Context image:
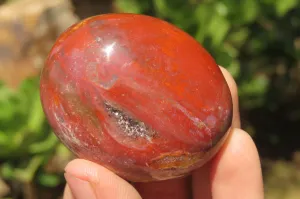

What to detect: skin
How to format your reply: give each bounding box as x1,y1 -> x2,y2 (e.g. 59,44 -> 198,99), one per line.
63,67 -> 264,199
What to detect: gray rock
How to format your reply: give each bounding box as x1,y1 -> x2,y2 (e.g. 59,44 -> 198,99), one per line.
0,177 -> 10,198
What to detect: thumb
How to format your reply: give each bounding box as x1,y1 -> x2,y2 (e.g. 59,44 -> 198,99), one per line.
63,159 -> 141,199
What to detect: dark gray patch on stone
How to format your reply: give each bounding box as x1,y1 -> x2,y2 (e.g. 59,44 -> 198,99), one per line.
104,102 -> 157,141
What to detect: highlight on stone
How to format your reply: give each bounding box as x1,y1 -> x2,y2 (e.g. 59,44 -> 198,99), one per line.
40,13 -> 233,182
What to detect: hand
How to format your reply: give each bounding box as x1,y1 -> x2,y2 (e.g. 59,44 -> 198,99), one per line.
63,67 -> 264,199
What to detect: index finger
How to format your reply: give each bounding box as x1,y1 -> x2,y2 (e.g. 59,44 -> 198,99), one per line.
192,67 -> 263,199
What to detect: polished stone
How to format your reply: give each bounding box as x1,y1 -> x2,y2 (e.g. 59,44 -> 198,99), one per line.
40,13 -> 233,182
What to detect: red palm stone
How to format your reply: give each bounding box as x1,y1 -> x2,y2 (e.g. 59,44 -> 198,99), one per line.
40,13 -> 233,182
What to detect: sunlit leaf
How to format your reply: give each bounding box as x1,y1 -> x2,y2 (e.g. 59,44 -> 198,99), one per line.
1,162 -> 14,179
38,173 -> 62,187
241,0 -> 260,23
275,0 -> 299,16
14,155 -> 44,183
207,12 -> 230,46
153,0 -> 170,18
115,0 -> 146,13
194,3 -> 214,42
27,91 -> 45,134
228,28 -> 250,47
29,133 -> 58,154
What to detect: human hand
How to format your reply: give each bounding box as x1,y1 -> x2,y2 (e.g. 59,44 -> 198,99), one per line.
63,67 -> 264,199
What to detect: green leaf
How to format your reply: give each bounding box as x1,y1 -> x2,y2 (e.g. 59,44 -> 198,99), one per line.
0,128 -> 27,157
0,86 -> 13,101
215,2 -> 229,17
115,0 -> 149,14
38,173 -> 62,187
0,131 -> 9,146
213,47 -> 234,68
240,75 -> 269,95
275,0 -> 299,16
194,4 -> 214,42
239,75 -> 270,108
207,13 -> 230,46
153,0 -> 169,17
227,60 -> 241,78
1,162 -> 14,179
14,155 -> 44,183
262,0 -> 275,5
241,0 -> 260,23
27,91 -> 45,134
228,28 -> 250,48
0,86 -> 16,121
29,133 -> 58,154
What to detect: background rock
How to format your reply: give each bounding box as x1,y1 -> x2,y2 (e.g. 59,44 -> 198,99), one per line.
0,177 -> 10,198
0,0 -> 79,87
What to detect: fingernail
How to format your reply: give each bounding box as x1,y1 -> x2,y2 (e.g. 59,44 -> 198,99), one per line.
65,173 -> 97,199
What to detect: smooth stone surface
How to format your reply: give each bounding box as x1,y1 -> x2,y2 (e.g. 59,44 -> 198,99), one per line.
40,13 -> 233,182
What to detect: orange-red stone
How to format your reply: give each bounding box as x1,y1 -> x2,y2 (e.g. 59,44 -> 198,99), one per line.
40,13 -> 233,182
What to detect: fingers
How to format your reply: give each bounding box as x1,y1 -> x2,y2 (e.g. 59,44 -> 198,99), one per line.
63,185 -> 74,199
191,162 -> 213,198
193,68 -> 263,198
134,177 -> 192,199
63,159 -> 141,199
192,66 -> 244,198
193,128 -> 264,199
210,128 -> 264,199
219,66 -> 240,128
63,66 -> 246,199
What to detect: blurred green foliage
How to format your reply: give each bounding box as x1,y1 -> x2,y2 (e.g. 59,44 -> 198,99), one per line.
0,0 -> 299,198
116,0 -> 300,158
264,158 -> 300,199
116,0 -> 300,109
0,78 -> 67,189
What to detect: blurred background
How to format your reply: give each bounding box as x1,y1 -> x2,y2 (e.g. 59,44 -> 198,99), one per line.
0,0 -> 299,198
